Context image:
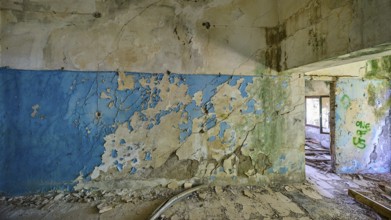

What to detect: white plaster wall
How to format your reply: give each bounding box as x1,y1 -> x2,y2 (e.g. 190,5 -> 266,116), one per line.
0,0 -> 278,74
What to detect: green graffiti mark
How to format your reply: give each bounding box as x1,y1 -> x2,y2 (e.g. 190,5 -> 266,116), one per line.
356,121 -> 370,130
352,121 -> 371,149
340,94 -> 351,109
353,137 -> 366,149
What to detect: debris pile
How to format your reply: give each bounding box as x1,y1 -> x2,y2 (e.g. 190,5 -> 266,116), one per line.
305,137 -> 331,172
346,174 -> 391,218
0,187 -> 177,214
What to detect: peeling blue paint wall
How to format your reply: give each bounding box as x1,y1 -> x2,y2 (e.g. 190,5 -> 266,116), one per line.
0,68 -> 305,195
0,69 -> 244,194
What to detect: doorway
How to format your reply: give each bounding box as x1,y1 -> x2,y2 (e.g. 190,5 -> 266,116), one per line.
304,80 -> 332,172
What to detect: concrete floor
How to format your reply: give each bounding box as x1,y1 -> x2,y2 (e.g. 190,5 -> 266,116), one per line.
1,165 -> 390,220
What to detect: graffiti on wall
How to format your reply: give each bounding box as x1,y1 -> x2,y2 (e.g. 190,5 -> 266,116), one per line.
340,94 -> 351,109
335,76 -> 391,174
352,121 -> 371,149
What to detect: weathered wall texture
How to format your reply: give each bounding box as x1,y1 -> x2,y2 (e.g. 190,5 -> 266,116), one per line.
0,0 -> 277,74
277,0 -> 391,71
0,69 -> 304,195
0,0 -> 310,196
305,60 -> 367,78
3,0 -> 388,196
305,80 -> 329,96
334,56 -> 391,173
3,0 -> 391,74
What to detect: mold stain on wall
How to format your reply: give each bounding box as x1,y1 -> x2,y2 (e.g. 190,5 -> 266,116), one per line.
0,68 -> 304,195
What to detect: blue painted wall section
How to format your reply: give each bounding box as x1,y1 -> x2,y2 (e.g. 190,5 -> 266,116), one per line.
0,69 -> 304,195
0,69 -> 106,195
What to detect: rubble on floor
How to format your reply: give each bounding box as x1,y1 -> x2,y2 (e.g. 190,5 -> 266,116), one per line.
306,165 -> 391,219
305,137 -> 332,172
0,166 -> 390,219
304,134 -> 391,218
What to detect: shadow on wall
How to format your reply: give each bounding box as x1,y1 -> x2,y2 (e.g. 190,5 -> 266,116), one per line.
0,0 -> 284,74
194,0 -> 283,73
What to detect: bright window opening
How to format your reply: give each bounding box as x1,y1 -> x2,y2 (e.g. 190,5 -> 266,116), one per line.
306,96 -> 330,134
306,98 -> 320,127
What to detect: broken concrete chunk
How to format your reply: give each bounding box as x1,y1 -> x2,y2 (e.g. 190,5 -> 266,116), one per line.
214,186 -> 223,195
41,199 -> 49,205
243,190 -> 255,198
115,189 -> 129,196
104,192 -> 115,198
97,203 -> 113,214
198,192 -> 207,200
167,182 -> 179,190
184,182 -> 192,189
121,196 -> 133,203
53,193 -> 64,201
284,186 -> 295,192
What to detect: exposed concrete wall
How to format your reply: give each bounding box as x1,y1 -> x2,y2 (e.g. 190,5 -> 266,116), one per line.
2,0 -> 391,73
277,0 -> 391,71
0,0 -> 278,74
305,80 -> 329,96
0,69 -> 304,195
333,56 -> 391,173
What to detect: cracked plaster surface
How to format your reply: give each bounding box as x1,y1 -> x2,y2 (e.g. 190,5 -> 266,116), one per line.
0,69 -> 304,194
0,0 -> 277,74
80,71 -> 305,189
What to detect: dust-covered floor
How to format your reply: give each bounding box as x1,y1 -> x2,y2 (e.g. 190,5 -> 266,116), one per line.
1,165 -> 390,220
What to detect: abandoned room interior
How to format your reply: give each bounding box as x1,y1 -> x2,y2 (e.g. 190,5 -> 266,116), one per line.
0,0 -> 390,219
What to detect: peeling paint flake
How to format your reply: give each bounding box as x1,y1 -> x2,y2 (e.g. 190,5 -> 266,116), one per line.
0,69 -> 305,194
117,71 -> 135,90
31,104 -> 40,118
